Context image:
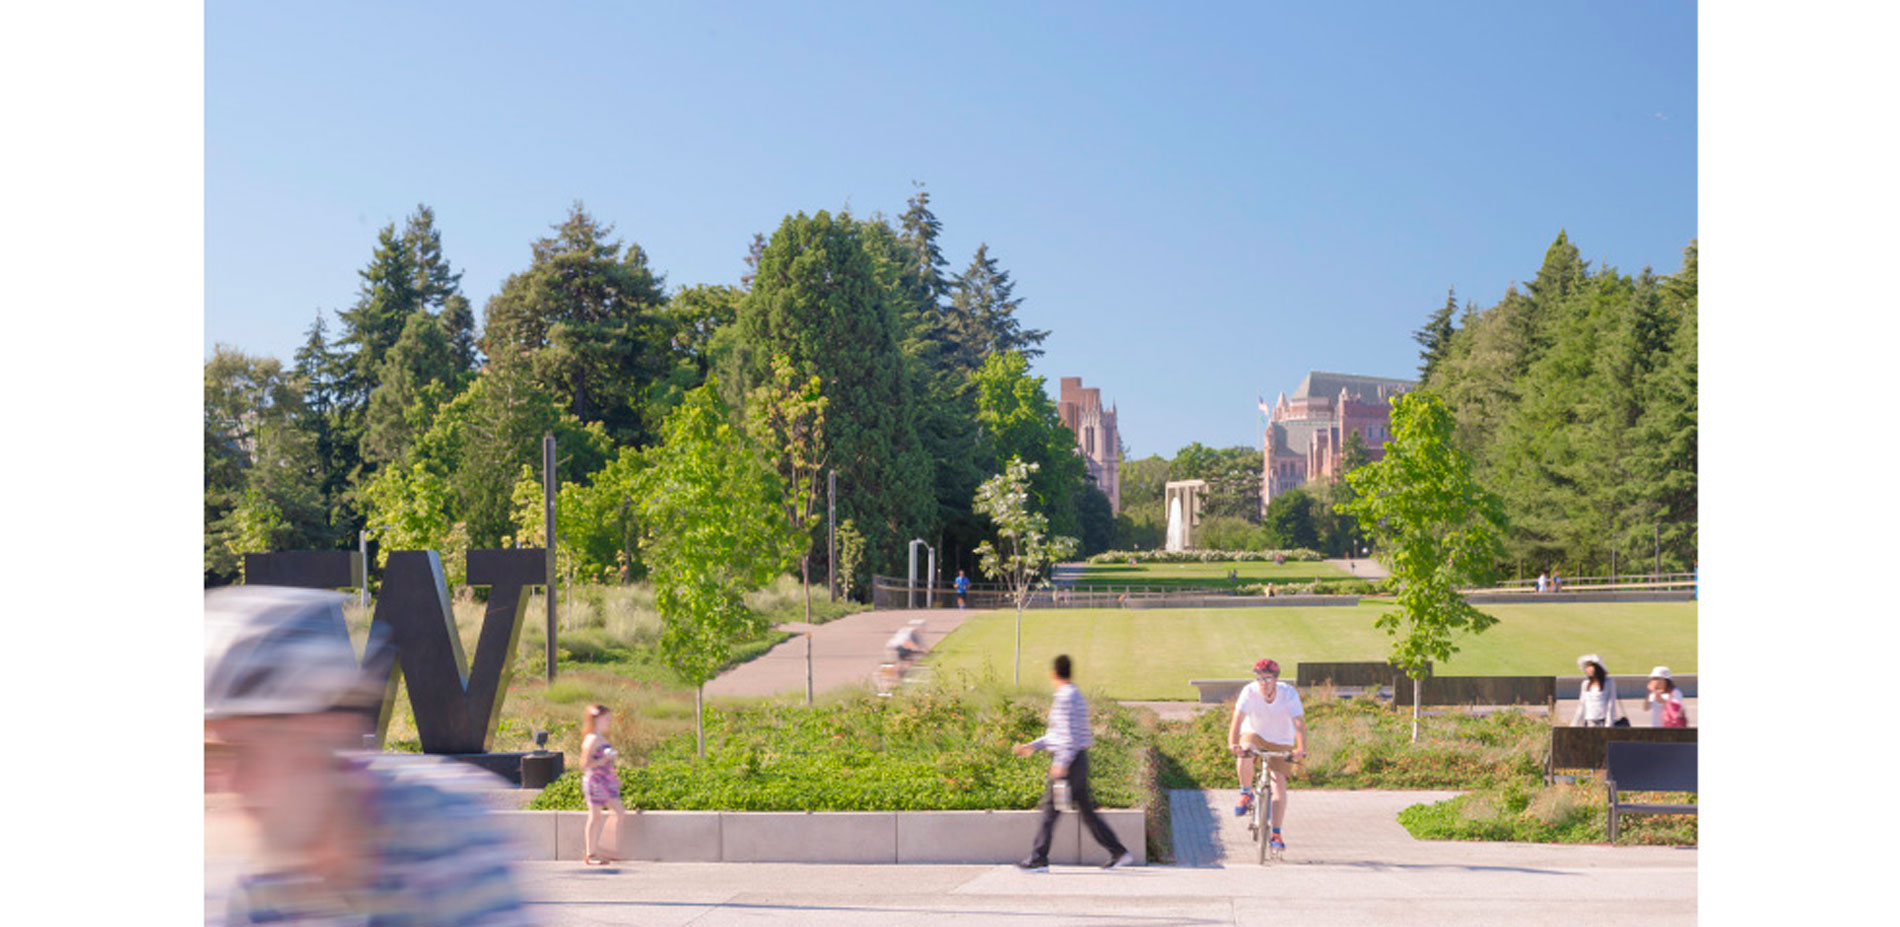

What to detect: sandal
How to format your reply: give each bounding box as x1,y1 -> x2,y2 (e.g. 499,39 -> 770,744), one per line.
583,854 -> 608,866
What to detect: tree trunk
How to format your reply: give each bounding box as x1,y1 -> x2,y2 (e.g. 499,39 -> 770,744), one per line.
695,684 -> 705,760
1411,678 -> 1422,743
1014,601 -> 1024,688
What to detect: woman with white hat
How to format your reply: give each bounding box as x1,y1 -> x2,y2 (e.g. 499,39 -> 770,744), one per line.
1646,666 -> 1689,727
1570,654 -> 1622,727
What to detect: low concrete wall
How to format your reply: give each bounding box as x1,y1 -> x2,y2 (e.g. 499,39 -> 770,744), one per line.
494,808 -> 1145,865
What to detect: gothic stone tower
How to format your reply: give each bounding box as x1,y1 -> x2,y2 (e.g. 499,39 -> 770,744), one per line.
1057,376 -> 1121,514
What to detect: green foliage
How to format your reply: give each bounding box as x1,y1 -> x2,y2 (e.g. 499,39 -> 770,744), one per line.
1169,443 -> 1260,521
736,210 -> 934,578
635,380 -> 803,691
834,519 -> 866,599
1431,234 -> 1697,574
1340,392 -> 1507,678
478,203 -> 670,445
361,460 -> 470,587
1152,697 -> 1545,791
975,457 -> 1079,684
529,689 -> 1144,812
405,359 -> 612,547
975,458 -> 1081,607
971,351 -> 1087,538
1262,488 -> 1320,550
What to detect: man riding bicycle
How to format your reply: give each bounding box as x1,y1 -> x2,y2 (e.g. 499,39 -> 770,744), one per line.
1227,658 -> 1306,854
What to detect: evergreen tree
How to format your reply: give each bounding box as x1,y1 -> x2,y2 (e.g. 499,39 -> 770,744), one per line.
736,209 -> 934,577
971,351 -> 1087,539
479,203 -> 670,445
363,310 -> 458,466
335,223 -> 423,401
291,312 -> 360,543
1415,288 -> 1459,386
948,243 -> 1048,360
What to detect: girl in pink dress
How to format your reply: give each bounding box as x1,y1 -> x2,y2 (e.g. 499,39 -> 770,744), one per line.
581,703 -> 626,865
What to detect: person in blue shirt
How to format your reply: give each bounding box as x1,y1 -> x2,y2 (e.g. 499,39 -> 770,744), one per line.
954,570 -> 971,609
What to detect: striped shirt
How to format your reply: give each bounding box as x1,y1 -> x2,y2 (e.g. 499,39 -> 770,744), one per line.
219,754 -> 533,926
1027,682 -> 1092,768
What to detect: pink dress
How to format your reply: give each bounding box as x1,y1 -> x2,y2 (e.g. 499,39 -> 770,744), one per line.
583,738 -> 621,806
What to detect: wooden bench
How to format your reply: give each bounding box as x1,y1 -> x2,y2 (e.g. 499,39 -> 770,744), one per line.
1605,741 -> 1697,844
1546,726 -> 1698,782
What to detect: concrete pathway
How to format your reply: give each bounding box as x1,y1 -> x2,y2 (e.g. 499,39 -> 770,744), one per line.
509,789 -> 1696,925
1326,556 -> 1389,579
704,607 -> 976,699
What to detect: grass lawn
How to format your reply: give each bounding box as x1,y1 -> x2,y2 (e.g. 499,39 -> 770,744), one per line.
1072,559 -> 1354,589
924,601 -> 1698,700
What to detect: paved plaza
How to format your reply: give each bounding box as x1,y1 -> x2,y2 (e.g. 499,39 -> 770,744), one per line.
509,789 -> 1695,925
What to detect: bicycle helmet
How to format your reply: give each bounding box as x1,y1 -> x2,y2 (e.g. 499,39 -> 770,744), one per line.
1252,658 -> 1280,677
205,586 -> 379,720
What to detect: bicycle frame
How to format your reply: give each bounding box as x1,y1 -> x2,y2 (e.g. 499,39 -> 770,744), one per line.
1244,748 -> 1294,864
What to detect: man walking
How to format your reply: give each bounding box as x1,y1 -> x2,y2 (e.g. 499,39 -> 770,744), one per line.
955,570 -> 970,609
1012,654 -> 1136,871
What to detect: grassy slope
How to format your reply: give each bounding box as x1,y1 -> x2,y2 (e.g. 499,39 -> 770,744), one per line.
925,601 -> 1697,700
1072,559 -> 1353,588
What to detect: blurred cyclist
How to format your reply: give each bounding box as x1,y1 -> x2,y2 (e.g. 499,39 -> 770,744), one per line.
204,585 -> 533,925
1226,657 -> 1307,854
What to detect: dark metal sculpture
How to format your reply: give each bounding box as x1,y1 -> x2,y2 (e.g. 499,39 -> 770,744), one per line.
242,548 -> 544,756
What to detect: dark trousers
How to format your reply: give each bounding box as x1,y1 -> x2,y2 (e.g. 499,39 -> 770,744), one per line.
1029,749 -> 1127,862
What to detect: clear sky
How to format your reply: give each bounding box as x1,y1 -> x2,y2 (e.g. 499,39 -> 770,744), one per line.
206,0 -> 1696,458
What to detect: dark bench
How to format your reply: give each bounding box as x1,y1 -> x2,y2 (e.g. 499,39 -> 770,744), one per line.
1188,679 -> 1249,703
1546,726 -> 1698,781
1605,741 -> 1697,844
1392,675 -> 1555,707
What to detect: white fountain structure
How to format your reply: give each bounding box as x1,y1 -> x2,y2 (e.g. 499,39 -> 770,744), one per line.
1163,480 -> 1207,551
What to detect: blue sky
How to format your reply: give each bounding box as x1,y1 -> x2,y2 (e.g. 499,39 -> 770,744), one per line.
206,0 -> 1696,458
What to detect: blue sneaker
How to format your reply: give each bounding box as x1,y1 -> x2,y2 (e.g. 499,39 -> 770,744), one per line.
1270,834 -> 1286,852
1233,790 -> 1253,817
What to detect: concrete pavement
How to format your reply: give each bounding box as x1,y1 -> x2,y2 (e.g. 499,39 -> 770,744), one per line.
510,789 -> 1695,925
704,607 -> 974,699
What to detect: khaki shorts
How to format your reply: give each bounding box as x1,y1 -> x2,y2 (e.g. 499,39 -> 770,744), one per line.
1240,732 -> 1295,774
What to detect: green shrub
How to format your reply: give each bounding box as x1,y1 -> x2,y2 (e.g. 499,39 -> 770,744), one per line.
529,689 -> 1146,812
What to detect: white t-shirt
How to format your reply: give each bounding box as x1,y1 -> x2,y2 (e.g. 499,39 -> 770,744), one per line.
1648,689 -> 1684,726
1234,680 -> 1304,745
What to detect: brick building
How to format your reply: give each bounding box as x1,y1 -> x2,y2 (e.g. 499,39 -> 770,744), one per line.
1258,371 -> 1415,512
1057,376 -> 1120,514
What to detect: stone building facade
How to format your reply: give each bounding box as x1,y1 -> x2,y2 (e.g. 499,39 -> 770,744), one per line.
1057,376 -> 1120,514
1258,371 -> 1415,512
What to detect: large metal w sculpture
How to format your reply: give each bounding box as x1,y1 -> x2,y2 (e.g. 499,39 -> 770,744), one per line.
243,548 -> 543,757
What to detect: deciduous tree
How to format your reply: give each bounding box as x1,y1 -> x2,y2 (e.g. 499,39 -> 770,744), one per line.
1339,392 -> 1507,740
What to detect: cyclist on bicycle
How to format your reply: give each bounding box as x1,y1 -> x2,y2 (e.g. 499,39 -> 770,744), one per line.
1227,657 -> 1306,853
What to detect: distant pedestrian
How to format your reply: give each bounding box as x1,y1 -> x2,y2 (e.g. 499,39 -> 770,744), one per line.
1551,570 -> 1564,593
955,570 -> 971,609
1647,666 -> 1689,728
1570,654 -> 1624,727
581,703 -> 627,865
1012,655 -> 1135,871
1536,570 -> 1549,594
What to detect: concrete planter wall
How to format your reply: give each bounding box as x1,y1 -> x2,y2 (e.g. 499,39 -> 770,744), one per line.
492,808 -> 1146,865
